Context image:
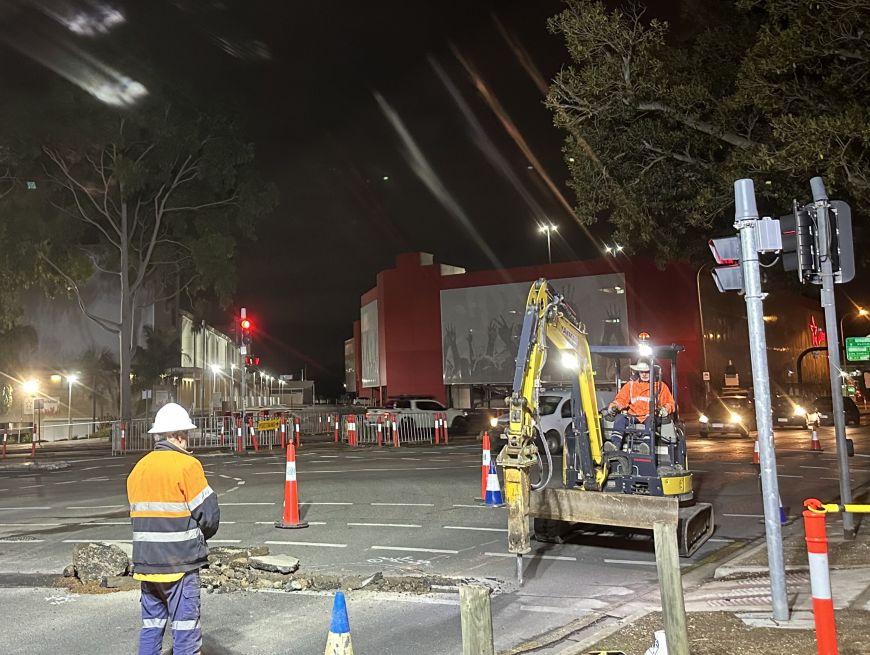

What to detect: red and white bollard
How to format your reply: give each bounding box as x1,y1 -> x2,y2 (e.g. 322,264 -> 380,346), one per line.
120,421 -> 126,454
479,432 -> 491,501
443,416 -> 449,444
811,425 -> 823,452
274,444 -> 308,530
334,415 -> 340,444
236,416 -> 243,452
2,431 -> 6,459
376,416 -> 383,447
391,413 -> 399,447
803,498 -> 838,655
248,415 -> 259,452
279,416 -> 287,449
294,416 -> 301,448
434,414 -> 441,445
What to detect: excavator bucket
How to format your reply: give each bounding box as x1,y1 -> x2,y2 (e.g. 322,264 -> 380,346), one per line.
678,502 -> 715,557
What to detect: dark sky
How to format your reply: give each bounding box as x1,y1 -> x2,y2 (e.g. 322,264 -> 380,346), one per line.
129,0 -> 591,390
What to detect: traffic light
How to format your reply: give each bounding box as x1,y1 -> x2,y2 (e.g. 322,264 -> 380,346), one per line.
709,237 -> 743,292
829,200 -> 855,284
780,199 -> 854,285
780,203 -> 816,283
240,307 -> 253,345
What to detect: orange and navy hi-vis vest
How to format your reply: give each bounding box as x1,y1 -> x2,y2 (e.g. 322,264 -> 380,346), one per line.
613,379 -> 676,421
126,440 -> 220,575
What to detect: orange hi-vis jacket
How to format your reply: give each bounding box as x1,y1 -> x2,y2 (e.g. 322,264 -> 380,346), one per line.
127,440 -> 220,575
612,379 -> 676,421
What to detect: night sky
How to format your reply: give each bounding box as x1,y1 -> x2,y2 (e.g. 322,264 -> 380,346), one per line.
4,1 -> 865,393
130,0 -> 593,390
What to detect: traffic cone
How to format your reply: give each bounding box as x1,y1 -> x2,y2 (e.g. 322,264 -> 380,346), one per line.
274,444 -> 309,529
479,432 -> 491,501
752,440 -> 760,465
810,427 -> 823,452
485,460 -> 504,507
324,591 -> 354,655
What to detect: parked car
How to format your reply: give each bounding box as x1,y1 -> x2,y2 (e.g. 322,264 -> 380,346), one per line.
489,389 -> 573,455
772,395 -> 811,429
699,395 -> 756,437
809,396 -> 861,426
365,397 -> 469,433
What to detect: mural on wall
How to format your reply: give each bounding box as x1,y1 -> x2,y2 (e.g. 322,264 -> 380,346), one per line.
440,274 -> 629,385
361,301 -> 380,389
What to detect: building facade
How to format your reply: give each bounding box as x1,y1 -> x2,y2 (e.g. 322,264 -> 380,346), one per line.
345,252 -> 829,411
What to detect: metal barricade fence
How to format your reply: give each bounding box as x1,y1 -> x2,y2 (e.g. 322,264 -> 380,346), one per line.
338,412 -> 442,447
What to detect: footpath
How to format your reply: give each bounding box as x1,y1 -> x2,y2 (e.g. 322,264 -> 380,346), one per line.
550,510 -> 870,654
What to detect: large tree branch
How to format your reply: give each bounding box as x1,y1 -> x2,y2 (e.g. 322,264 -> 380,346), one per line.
135,272 -> 200,309
38,252 -> 121,334
162,195 -> 239,213
640,140 -> 712,169
637,102 -> 756,148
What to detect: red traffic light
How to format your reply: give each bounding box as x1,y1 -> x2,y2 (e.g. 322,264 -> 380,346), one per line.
240,318 -> 252,330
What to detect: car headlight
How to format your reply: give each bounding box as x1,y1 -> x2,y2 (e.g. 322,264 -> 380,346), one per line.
793,406 -> 806,416
730,411 -> 741,423
489,417 -> 499,428
699,414 -> 709,423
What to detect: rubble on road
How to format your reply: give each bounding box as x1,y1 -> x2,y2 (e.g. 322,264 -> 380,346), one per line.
71,542 -> 129,584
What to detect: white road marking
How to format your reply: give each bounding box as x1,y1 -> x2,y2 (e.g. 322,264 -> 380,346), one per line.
66,505 -> 124,510
54,481 -> 79,485
348,522 -> 421,528
722,513 -> 764,518
800,466 -> 828,470
222,502 -> 275,506
256,521 -> 327,526
371,503 -> 434,507
81,466 -> 102,471
265,540 -> 346,548
604,559 -> 657,566
821,477 -> 855,481
708,537 -> 735,543
779,474 -> 803,478
0,523 -> 62,527
521,606 -> 585,615
62,539 -> 131,543
0,539 -> 45,543
452,504 -> 487,509
210,539 -> 242,543
21,484 -> 44,489
485,552 -> 576,562
444,526 -> 507,533
371,545 -> 457,555
299,502 -> 353,506
401,458 -> 421,461
84,522 -> 128,526
0,507 -> 52,510
318,455 -> 340,458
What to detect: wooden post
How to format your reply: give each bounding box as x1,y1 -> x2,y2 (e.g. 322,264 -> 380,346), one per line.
459,584 -> 494,655
653,520 -> 690,655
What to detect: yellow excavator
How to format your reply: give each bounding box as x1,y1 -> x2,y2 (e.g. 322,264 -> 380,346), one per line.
496,279 -> 714,583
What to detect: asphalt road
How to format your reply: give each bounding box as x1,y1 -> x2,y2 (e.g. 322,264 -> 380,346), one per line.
1,420 -> 868,654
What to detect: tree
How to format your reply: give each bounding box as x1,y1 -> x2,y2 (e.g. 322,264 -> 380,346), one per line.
546,0 -> 870,260
0,325 -> 38,415
132,326 -> 180,416
77,347 -> 118,423
2,93 -> 276,421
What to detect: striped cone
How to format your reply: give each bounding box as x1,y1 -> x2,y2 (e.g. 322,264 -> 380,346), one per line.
274,444 -> 309,529
484,460 -> 504,507
752,440 -> 760,465
810,427 -> 823,452
478,432 -> 491,501
324,591 -> 354,655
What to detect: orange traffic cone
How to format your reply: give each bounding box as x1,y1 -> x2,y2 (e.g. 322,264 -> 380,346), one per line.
753,440 -> 760,465
479,432 -> 491,501
810,427 -> 823,452
275,444 -> 309,529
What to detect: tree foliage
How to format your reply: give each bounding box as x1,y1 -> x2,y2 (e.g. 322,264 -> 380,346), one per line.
547,0 -> 870,259
0,87 -> 277,419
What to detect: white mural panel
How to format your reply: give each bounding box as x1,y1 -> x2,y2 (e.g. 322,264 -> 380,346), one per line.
361,301 -> 380,388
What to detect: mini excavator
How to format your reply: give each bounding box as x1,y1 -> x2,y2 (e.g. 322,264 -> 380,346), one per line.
496,279 -> 714,583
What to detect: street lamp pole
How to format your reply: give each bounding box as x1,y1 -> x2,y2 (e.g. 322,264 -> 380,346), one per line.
66,374 -> 78,440
538,223 -> 558,264
696,263 -> 712,405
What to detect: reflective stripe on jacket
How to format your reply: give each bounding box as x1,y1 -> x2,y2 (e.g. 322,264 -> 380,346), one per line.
127,440 -> 220,574
613,379 -> 676,421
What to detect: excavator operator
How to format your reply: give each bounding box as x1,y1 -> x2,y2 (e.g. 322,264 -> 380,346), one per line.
606,361 -> 675,453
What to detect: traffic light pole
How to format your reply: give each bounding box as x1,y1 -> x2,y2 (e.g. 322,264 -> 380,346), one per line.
811,177 -> 855,538
734,179 -> 789,622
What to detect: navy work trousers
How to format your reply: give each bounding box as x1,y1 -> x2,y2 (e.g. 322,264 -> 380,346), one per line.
139,570 -> 202,655
610,414 -> 653,448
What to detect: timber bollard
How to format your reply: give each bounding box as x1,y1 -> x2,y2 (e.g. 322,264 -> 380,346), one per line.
459,584 -> 494,655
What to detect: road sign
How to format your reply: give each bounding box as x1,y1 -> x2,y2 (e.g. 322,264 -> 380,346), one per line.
702,371 -> 711,381
845,336 -> 870,362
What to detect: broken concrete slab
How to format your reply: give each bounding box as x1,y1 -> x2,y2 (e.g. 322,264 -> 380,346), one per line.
249,555 -> 300,575
72,543 -> 129,584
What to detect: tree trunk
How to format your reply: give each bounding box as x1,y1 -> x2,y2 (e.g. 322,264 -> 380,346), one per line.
119,203 -> 132,422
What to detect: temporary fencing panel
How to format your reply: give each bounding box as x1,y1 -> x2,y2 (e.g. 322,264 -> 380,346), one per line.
337,412 -> 444,447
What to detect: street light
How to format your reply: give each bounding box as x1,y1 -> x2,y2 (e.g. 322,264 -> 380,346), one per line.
538,223 -> 558,264
22,379 -> 39,394
66,374 -> 78,440
210,364 -> 221,394
840,307 -> 870,360
604,243 -> 624,256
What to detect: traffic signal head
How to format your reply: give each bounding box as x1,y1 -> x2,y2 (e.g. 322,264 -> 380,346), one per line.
240,316 -> 253,345
240,318 -> 251,330
709,237 -> 743,292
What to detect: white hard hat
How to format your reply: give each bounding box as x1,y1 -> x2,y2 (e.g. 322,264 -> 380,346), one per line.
148,402 -> 196,434
630,361 -> 651,372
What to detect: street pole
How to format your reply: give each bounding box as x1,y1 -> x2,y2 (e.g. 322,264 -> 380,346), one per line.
734,178 -> 789,621
696,263 -> 711,405
546,231 -> 552,265
67,381 -> 73,441
811,177 -> 855,538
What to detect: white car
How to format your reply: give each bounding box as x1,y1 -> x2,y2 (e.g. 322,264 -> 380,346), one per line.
366,398 -> 469,433
491,389 -> 574,454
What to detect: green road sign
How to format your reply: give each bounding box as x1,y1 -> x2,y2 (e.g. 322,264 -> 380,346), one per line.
845,336 -> 870,362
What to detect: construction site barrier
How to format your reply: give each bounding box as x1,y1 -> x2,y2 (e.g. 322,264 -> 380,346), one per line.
803,498 -> 870,655
334,411 -> 450,447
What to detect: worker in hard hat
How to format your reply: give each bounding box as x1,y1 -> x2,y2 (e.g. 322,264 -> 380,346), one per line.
605,361 -> 675,453
127,403 -> 220,655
